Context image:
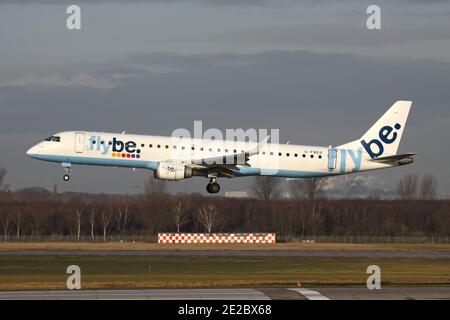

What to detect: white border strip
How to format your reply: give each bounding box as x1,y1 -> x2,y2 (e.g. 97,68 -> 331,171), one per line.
289,288 -> 330,300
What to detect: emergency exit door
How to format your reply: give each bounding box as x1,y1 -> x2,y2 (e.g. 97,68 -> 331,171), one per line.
75,132 -> 85,153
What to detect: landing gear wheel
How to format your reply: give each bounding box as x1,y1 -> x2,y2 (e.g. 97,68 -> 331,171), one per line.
62,165 -> 71,182
206,182 -> 220,194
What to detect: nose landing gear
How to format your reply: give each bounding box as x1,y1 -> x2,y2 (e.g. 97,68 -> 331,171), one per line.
206,177 -> 220,194
62,162 -> 72,182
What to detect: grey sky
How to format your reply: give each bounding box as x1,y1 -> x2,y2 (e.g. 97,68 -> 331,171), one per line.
0,1 -> 449,196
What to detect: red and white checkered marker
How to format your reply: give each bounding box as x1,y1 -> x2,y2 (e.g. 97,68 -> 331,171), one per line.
158,233 -> 276,244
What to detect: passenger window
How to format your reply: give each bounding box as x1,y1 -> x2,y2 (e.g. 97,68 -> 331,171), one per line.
157,145 -> 161,148
165,145 -> 169,149
294,153 -> 298,157
310,155 -> 314,158
270,152 -> 273,156
319,155 -> 322,159
302,154 -> 306,158
286,153 -> 290,157
191,147 -> 195,151
149,144 -> 153,148
279,152 -> 282,156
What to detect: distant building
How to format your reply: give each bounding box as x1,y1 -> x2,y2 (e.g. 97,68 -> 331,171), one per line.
224,191 -> 248,198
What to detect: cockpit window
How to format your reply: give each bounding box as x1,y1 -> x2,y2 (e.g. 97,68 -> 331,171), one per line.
43,136 -> 61,142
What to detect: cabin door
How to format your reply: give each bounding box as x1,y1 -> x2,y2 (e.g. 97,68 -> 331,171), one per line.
75,132 -> 85,153
327,148 -> 337,171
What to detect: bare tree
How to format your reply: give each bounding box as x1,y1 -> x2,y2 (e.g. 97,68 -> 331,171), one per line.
170,200 -> 188,233
100,206 -> 112,242
397,174 -> 418,200
144,175 -> 167,195
311,202 -> 326,238
290,178 -> 328,238
139,193 -> 171,237
14,210 -> 22,240
52,183 -> 58,196
114,204 -> 122,235
291,177 -> 328,201
419,174 -> 438,200
119,204 -> 130,238
0,168 -> 8,192
71,207 -> 84,242
251,176 -> 282,200
0,211 -> 10,242
197,204 -> 222,233
89,206 -> 96,242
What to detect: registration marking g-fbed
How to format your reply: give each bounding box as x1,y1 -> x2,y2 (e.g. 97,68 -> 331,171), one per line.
289,288 -> 330,300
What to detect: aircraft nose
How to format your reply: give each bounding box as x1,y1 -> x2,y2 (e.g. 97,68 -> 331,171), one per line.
26,146 -> 38,157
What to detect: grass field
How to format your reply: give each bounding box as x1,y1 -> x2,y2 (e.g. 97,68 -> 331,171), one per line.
0,255 -> 448,290
1,242 -> 449,251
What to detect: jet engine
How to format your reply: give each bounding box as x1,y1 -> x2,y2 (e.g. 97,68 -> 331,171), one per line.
154,161 -> 193,181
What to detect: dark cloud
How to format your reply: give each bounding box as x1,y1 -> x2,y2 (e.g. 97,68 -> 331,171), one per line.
201,23 -> 450,47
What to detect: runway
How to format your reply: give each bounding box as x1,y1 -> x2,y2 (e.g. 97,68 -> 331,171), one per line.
0,287 -> 448,300
1,250 -> 449,259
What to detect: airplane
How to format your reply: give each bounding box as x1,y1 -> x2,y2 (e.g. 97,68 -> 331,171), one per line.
26,101 -> 414,194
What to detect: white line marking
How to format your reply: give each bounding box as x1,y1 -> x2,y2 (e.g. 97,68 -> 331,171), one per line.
289,288 -> 330,300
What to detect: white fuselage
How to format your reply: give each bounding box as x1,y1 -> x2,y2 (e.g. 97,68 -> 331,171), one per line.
26,130 -> 394,179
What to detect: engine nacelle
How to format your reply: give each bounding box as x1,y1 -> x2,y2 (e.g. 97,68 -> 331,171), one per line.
154,161 -> 192,181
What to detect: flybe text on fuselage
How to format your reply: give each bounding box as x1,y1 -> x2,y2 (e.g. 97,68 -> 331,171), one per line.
88,135 -> 142,158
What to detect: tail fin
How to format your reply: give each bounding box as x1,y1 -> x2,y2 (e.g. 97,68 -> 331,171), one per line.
338,101 -> 412,158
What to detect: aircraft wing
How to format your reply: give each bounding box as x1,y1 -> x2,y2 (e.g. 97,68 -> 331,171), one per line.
185,135 -> 270,176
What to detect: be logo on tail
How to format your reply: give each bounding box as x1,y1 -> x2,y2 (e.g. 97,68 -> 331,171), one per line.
360,123 -> 401,158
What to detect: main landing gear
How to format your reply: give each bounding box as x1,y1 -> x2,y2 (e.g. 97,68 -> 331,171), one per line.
206,177 -> 220,194
62,163 -> 71,182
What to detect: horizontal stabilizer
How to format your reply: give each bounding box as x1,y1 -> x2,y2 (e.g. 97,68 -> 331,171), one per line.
369,153 -> 415,166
